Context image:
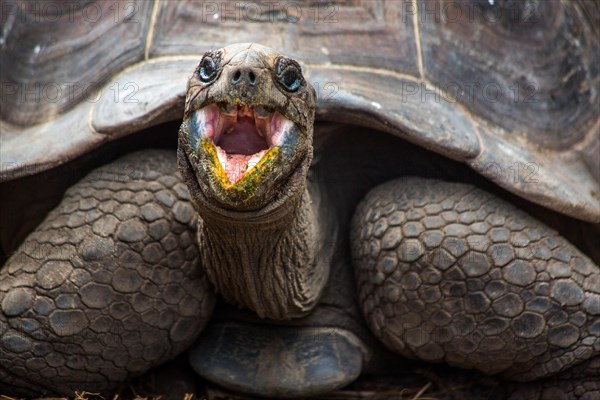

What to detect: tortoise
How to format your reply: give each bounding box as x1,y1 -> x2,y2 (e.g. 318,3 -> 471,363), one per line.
1,1 -> 599,399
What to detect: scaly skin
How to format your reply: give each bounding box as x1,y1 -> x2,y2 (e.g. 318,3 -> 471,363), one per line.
351,177 -> 599,399
508,355 -> 600,399
0,150 -> 214,395
194,189 -> 324,320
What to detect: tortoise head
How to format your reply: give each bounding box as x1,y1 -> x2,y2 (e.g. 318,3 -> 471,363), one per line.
178,43 -> 316,212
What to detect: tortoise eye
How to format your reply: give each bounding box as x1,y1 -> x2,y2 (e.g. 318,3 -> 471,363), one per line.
276,58 -> 304,92
197,52 -> 220,83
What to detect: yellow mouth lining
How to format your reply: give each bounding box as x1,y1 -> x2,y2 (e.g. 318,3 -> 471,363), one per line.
201,138 -> 280,197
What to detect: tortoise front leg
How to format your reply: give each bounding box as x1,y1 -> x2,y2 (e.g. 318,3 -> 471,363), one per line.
0,150 -> 214,395
350,177 -> 599,398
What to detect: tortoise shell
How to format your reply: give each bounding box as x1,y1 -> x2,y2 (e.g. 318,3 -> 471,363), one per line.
1,0 -> 598,222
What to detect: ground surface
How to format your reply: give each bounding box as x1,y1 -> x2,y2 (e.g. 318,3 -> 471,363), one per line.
2,358 -> 506,400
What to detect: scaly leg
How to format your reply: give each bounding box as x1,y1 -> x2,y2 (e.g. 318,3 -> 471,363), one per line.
351,177 -> 599,399
0,150 -> 214,395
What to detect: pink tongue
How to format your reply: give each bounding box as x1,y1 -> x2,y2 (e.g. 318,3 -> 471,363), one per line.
225,154 -> 253,184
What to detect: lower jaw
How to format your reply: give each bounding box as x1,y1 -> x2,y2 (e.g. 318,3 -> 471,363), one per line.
197,138 -> 299,211
201,138 -> 281,193
190,144 -> 311,218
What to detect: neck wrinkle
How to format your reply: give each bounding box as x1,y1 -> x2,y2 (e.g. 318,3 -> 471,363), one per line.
197,180 -> 304,230
197,189 -> 327,320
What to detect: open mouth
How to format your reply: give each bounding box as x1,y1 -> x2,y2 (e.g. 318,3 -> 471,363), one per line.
192,104 -> 295,185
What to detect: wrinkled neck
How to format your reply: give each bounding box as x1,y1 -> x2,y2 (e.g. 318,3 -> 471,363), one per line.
196,183 -> 327,320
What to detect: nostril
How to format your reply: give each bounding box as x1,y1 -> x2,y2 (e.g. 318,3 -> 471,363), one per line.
231,69 -> 257,86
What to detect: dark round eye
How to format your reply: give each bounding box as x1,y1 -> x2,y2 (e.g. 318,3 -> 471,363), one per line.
197,53 -> 220,83
276,58 -> 303,92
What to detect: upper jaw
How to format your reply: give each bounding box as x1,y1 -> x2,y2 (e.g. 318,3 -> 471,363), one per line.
192,103 -> 296,159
